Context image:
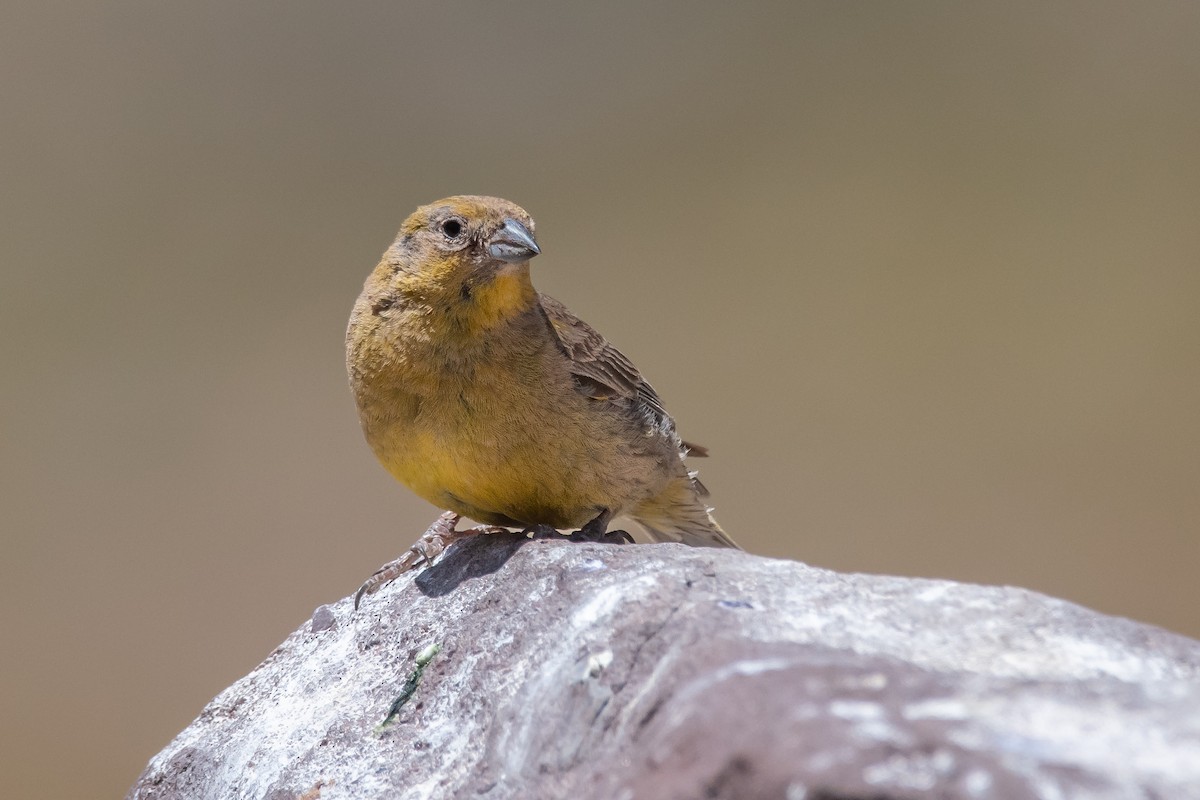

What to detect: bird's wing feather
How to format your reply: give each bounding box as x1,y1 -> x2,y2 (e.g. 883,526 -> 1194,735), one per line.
537,293 -> 677,438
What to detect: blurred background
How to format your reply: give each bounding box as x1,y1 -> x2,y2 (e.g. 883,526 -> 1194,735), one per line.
3,1 -> 1199,797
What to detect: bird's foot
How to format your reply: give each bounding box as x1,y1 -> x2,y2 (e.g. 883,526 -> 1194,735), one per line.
568,509 -> 633,544
355,511 -> 509,609
521,523 -> 562,540
568,527 -> 634,544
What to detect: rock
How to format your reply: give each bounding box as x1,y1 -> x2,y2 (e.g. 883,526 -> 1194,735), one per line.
129,534 -> 1200,800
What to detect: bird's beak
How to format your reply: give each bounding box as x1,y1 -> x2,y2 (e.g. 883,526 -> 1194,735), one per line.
487,219 -> 540,263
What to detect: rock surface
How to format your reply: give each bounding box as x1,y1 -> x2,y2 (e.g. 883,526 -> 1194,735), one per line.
129,534 -> 1200,800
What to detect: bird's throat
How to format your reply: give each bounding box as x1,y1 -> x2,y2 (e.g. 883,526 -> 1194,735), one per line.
457,268 -> 537,335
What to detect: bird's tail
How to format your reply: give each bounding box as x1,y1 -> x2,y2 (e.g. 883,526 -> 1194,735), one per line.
629,476 -> 740,549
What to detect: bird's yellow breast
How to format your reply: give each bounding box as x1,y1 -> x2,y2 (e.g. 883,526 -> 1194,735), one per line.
348,267 -> 674,531
364,367 -> 623,529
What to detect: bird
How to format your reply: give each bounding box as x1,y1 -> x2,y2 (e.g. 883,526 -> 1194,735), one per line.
347,195 -> 737,605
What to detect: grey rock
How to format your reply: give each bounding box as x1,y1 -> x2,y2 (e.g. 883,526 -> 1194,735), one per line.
309,604 -> 336,634
129,534 -> 1200,800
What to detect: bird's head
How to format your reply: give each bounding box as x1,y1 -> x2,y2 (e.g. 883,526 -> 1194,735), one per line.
367,195 -> 541,333
395,195 -> 540,271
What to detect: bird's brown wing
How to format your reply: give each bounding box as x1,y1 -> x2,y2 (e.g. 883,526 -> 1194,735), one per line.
536,294 -> 677,439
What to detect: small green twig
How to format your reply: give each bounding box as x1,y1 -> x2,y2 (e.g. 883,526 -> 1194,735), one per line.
376,643 -> 441,733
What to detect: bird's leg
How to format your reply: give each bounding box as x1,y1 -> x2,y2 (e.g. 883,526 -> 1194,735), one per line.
569,509 -> 634,544
354,511 -> 509,609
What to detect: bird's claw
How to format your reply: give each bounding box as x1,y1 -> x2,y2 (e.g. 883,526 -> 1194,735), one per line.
568,527 -> 634,545
521,522 -> 632,544
355,511 -> 507,609
521,523 -> 561,540
567,508 -> 631,544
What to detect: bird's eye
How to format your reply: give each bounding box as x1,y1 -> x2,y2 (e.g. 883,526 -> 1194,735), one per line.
441,219 -> 463,238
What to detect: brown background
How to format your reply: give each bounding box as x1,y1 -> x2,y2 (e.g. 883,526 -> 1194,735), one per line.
3,2 -> 1199,797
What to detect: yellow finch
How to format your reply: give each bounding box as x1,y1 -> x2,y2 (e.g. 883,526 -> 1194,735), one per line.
348,196 -> 737,602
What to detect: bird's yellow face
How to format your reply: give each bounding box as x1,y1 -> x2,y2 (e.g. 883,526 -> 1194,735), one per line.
369,195 -> 542,336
